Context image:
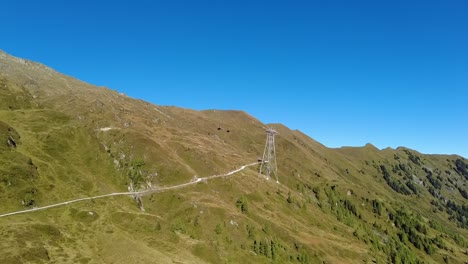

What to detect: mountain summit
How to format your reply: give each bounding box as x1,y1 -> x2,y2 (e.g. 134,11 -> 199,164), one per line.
0,51 -> 467,263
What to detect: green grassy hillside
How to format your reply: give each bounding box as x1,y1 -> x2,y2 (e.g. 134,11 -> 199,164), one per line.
0,50 -> 467,263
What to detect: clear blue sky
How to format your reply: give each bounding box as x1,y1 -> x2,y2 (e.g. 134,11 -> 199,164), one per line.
2,0 -> 467,157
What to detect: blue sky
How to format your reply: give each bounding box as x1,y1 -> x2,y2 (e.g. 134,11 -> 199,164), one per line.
2,0 -> 467,157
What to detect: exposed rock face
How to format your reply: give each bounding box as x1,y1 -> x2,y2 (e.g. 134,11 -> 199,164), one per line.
6,136 -> 16,148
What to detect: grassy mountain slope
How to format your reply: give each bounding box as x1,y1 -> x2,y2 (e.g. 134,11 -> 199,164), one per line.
0,50 -> 467,263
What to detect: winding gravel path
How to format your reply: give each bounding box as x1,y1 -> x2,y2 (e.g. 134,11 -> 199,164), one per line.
0,162 -> 259,218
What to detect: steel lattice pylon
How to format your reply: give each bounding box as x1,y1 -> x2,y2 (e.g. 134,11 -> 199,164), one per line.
259,128 -> 279,183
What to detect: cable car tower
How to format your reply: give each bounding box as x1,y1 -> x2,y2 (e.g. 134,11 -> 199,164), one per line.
259,128 -> 279,183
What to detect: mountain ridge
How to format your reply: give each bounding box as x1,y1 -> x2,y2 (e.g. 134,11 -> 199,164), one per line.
1,49 -> 464,158
0,50 -> 467,264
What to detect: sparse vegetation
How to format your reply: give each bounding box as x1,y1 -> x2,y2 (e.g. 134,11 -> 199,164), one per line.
380,165 -> 413,195
236,195 -> 249,214
0,51 -> 467,263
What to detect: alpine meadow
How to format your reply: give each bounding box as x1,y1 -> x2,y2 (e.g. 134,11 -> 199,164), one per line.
0,50 -> 467,263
